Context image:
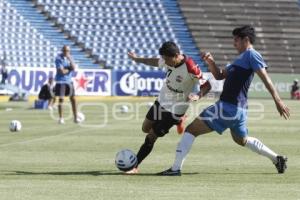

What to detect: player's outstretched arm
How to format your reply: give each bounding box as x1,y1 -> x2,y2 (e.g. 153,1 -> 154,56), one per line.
128,52 -> 159,67
256,68 -> 290,119
201,52 -> 226,80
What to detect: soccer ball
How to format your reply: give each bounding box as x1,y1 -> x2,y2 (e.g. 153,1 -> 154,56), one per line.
120,105 -> 129,113
77,112 -> 85,122
9,120 -> 22,132
115,149 -> 137,172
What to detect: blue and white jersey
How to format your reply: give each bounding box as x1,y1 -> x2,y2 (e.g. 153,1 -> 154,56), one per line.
55,53 -> 73,83
220,48 -> 267,108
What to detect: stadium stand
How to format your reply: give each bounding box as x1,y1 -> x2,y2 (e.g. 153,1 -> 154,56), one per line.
32,0 -> 206,70
1,0 -> 100,68
0,0 -> 58,68
178,0 -> 300,73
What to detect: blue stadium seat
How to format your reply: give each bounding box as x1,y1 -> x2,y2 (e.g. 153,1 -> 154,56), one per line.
29,0 -> 204,69
2,0 -> 203,70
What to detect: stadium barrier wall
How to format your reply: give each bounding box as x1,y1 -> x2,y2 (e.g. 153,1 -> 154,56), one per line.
112,70 -> 165,96
249,73 -> 299,99
2,67 -> 298,99
111,70 -> 299,99
111,70 -> 224,96
3,67 -> 111,96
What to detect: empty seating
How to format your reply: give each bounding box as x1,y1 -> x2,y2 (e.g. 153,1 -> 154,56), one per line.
33,0 -> 202,70
1,0 -> 204,70
0,0 -> 58,67
178,0 -> 300,73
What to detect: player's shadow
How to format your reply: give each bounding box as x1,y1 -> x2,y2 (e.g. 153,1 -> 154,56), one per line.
9,170 -> 199,177
7,171 -> 274,177
12,170 -> 123,176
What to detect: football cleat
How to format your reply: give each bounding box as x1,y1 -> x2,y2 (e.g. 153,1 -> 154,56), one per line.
275,155 -> 287,174
157,168 -> 181,176
176,115 -> 187,134
58,118 -> 65,124
125,167 -> 139,175
73,118 -> 80,124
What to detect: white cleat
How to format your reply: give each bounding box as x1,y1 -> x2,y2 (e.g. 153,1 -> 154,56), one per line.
73,119 -> 80,124
58,118 -> 65,124
125,168 -> 139,175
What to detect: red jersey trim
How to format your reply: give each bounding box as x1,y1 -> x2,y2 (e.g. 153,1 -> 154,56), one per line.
185,57 -> 202,78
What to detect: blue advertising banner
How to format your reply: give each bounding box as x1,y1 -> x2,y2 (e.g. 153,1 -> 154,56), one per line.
5,67 -> 111,96
112,70 -> 166,96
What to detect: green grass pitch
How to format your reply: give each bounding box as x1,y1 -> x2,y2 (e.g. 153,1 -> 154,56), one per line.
0,97 -> 299,200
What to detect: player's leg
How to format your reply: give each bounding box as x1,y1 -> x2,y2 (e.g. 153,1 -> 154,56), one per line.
230,128 -> 287,173
125,119 -> 157,174
142,118 -> 155,133
136,113 -> 177,167
44,92 -> 53,110
48,96 -> 56,109
131,102 -> 158,172
168,118 -> 212,173
176,114 -> 187,134
135,118 -> 157,165
136,131 -> 158,166
55,83 -> 65,124
68,83 -> 78,122
231,108 -> 275,166
134,101 -> 179,170
70,96 -> 77,122
57,97 -> 64,123
159,102 -> 224,175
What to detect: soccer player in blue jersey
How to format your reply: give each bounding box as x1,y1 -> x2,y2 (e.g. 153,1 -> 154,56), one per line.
54,45 -> 78,124
159,25 -> 290,176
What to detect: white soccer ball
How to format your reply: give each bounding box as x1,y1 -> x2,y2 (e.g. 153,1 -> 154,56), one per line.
9,120 -> 22,132
77,112 -> 85,122
115,149 -> 137,172
120,105 -> 129,113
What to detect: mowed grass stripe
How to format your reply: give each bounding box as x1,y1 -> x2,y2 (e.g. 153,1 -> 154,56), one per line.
0,98 -> 299,200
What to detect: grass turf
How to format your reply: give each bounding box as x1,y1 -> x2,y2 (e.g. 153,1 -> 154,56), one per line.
0,98 -> 299,200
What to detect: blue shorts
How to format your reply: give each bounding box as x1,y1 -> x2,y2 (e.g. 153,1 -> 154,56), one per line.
199,101 -> 248,137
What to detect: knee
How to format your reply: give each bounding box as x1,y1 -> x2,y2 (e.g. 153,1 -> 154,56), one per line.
152,124 -> 168,137
185,124 -> 198,137
233,137 -> 247,146
142,125 -> 150,133
70,96 -> 76,102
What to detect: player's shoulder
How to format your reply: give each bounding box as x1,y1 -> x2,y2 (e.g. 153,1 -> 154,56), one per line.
247,48 -> 263,58
184,56 -> 202,76
55,54 -> 63,61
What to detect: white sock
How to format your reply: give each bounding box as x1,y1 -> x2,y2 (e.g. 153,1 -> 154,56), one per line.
245,136 -> 278,163
171,132 -> 195,171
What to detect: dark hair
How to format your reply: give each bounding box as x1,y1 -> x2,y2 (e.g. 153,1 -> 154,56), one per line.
232,25 -> 256,44
159,41 -> 180,57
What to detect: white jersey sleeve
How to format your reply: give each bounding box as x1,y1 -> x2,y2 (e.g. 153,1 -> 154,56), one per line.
158,57 -> 168,70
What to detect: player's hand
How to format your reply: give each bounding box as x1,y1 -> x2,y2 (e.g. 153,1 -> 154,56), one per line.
64,68 -> 70,74
187,93 -> 200,102
128,52 -> 138,61
201,52 -> 215,65
275,100 -> 290,119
